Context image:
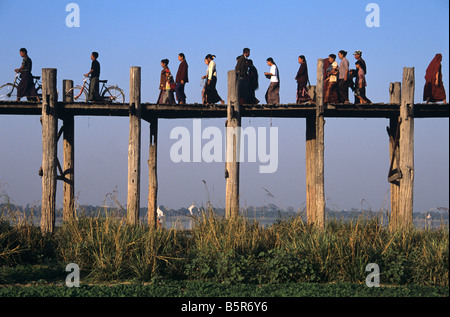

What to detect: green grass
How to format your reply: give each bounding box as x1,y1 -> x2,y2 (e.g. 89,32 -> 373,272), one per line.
1,204 -> 449,297
0,280 -> 448,297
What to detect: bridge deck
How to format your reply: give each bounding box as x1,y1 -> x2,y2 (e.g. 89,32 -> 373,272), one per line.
0,101 -> 448,119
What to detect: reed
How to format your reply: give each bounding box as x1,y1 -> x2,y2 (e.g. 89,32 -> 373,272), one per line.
0,192 -> 54,266
182,210 -> 449,285
0,200 -> 448,286
55,208 -> 188,282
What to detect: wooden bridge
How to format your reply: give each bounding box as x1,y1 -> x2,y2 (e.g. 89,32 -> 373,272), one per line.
0,60 -> 448,233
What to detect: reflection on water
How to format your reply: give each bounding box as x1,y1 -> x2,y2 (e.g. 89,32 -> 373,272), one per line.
6,213 -> 449,231
159,215 -> 449,231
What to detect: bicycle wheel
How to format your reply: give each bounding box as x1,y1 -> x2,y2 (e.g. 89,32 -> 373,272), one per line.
0,83 -> 17,101
35,84 -> 42,100
102,86 -> 125,103
67,86 -> 88,103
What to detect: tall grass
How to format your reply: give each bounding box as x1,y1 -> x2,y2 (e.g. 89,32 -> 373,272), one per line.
1,202 -> 448,286
56,210 -> 188,282
184,211 -> 448,285
0,192 -> 55,266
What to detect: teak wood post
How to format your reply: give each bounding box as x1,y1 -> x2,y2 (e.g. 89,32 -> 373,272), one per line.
225,70 -> 240,219
147,118 -> 158,228
306,84 -> 318,222
388,82 -> 401,229
127,66 -> 142,225
305,115 -> 316,223
41,68 -> 58,234
397,67 -> 415,230
62,79 -> 75,222
314,59 -> 325,228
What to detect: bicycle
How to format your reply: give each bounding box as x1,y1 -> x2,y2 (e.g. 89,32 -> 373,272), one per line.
66,76 -> 125,103
0,72 -> 42,101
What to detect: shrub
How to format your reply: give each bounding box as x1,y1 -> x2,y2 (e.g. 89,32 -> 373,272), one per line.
258,248 -> 317,284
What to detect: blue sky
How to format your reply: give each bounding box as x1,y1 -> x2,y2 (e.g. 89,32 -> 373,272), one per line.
0,0 -> 448,213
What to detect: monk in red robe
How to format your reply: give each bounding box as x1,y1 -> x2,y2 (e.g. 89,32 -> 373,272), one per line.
424,54 -> 446,103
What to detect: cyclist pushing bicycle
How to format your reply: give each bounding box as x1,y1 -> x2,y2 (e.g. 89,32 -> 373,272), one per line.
66,51 -> 125,104
1,49 -> 124,103
13,48 -> 40,102
68,63 -> 125,104
84,51 -> 101,102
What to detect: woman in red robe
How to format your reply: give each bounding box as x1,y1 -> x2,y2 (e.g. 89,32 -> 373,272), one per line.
423,54 -> 446,103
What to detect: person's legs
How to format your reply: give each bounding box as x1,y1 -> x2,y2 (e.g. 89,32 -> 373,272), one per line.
175,83 -> 186,104
273,83 -> 280,105
180,83 -> 186,103
93,78 -> 101,101
89,77 -> 100,101
360,86 -> 371,103
237,78 -> 249,105
168,90 -> 175,104
267,82 -> 279,104
338,79 -> 349,103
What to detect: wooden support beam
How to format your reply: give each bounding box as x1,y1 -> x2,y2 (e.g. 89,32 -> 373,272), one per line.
147,118 -> 158,228
127,67 -> 142,225
225,70 -> 240,219
388,82 -> 401,229
315,59 -> 325,228
56,157 -> 64,178
387,115 -> 401,183
63,79 -> 75,222
396,67 -> 415,230
40,68 -> 58,234
57,126 -> 64,142
305,114 -> 316,222
305,84 -> 318,222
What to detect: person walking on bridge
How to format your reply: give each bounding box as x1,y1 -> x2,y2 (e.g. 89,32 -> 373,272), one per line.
236,48 -> 251,104
264,57 -> 280,105
295,55 -> 313,104
175,53 -> 189,104
423,53 -> 446,103
338,50 -> 350,103
202,54 -> 224,105
14,48 -> 39,102
352,50 -> 366,104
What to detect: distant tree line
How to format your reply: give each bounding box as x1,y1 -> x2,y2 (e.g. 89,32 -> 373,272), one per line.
1,203 -> 448,221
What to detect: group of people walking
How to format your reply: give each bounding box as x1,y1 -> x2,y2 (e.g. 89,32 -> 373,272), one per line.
322,50 -> 371,105
13,48 -> 447,105
157,53 -> 225,105
233,48 -> 371,105
235,48 -> 280,105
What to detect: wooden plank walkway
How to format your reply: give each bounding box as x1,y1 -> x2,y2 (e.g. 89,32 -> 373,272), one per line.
0,101 -> 448,119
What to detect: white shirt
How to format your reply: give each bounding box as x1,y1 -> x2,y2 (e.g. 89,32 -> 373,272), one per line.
207,60 -> 217,80
270,65 -> 279,83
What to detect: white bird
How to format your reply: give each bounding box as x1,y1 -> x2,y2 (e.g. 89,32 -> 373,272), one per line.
425,213 -> 433,229
188,202 -> 197,216
157,205 -> 164,219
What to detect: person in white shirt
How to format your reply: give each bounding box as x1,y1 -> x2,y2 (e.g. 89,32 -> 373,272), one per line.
201,54 -> 224,105
264,57 -> 280,104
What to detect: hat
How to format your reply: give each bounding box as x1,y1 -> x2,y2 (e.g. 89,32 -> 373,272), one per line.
353,50 -> 362,56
